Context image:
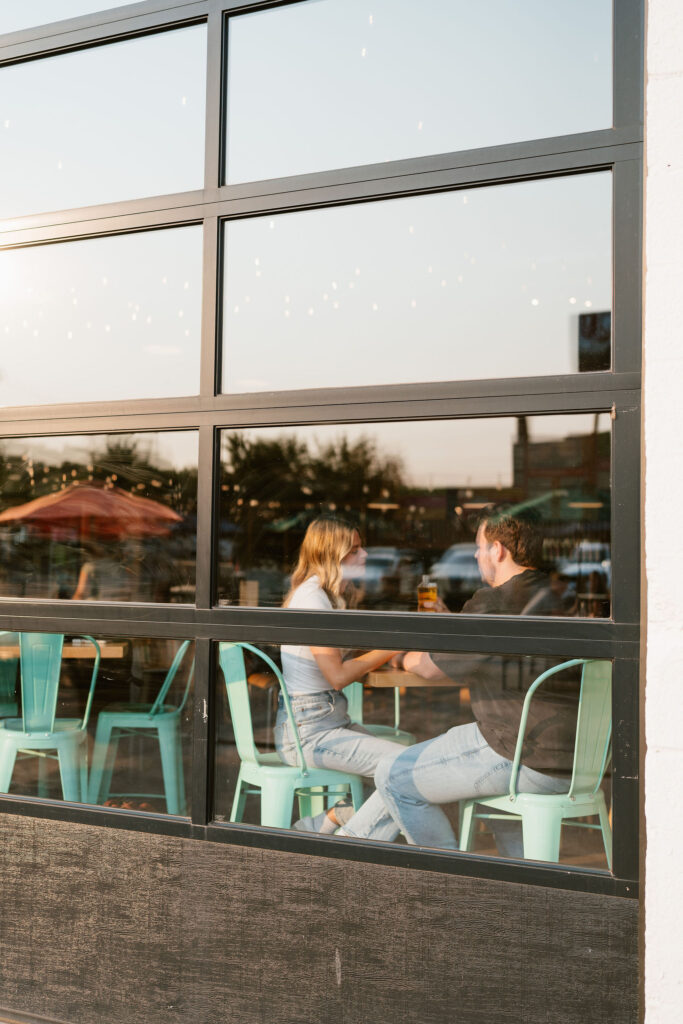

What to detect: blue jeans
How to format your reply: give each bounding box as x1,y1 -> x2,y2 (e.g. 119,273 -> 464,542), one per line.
275,690 -> 405,778
341,721 -> 569,857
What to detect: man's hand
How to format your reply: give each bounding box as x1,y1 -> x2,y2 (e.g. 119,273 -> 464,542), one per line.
420,595 -> 450,613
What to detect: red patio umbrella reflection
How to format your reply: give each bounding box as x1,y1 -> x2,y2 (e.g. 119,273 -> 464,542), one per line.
0,482 -> 182,539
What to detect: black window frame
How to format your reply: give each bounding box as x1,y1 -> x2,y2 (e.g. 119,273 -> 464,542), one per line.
0,0 -> 643,900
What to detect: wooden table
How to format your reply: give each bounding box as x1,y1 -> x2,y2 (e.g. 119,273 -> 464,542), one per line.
366,667 -> 464,688
0,642 -> 127,660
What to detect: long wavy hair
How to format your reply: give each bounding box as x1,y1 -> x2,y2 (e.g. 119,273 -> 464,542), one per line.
284,515 -> 359,609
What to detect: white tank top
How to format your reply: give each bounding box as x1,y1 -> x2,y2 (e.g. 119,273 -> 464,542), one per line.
281,576 -> 336,694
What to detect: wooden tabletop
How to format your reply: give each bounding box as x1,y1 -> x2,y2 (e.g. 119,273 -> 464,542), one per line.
0,643 -> 127,660
365,667 -> 462,688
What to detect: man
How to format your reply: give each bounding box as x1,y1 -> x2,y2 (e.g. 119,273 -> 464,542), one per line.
338,510 -> 578,856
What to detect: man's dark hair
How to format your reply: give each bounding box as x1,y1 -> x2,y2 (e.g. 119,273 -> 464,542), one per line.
480,508 -> 544,568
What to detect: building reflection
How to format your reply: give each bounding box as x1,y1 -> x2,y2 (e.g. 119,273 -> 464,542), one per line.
217,413 -> 612,616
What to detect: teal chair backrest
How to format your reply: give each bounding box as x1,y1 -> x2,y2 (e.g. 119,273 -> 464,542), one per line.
0,631 -> 19,704
149,640 -> 195,716
345,681 -> 364,723
218,642 -> 308,772
568,659 -> 612,798
219,643 -> 262,767
509,657 -> 612,800
19,633 -> 65,733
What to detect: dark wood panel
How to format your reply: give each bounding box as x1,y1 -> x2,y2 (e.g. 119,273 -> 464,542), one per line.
0,813 -> 638,1024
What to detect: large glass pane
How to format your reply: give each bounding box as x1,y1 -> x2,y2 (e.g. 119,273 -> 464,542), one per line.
0,227 -> 202,407
0,2 -> 137,35
214,638 -> 612,871
221,173 -> 612,393
216,413 -> 612,617
225,0 -> 612,183
0,25 -> 206,220
0,630 -> 194,816
0,431 -> 197,602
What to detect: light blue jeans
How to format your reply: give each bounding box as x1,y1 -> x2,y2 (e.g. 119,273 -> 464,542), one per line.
341,720 -> 569,857
275,689 -> 405,778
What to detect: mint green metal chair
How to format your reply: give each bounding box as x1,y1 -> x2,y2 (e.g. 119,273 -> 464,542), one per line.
87,640 -> 194,815
0,632 -> 101,802
219,642 -> 364,828
0,631 -> 19,717
345,681 -> 415,746
459,658 -> 612,867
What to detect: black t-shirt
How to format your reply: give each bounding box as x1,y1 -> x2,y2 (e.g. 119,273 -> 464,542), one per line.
432,571 -> 579,774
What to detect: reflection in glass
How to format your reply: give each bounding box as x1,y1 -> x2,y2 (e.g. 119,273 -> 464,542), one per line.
216,414 -> 611,616
0,432 -> 198,602
214,639 -> 612,870
0,25 -> 206,220
221,173 -> 612,393
225,0 -> 612,183
0,1 -> 138,35
0,227 -> 202,407
0,630 -> 194,816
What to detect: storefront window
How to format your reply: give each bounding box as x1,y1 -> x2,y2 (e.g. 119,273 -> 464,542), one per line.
224,0 -> 612,183
216,414 -> 611,616
214,638 -> 612,870
0,0 -> 640,896
0,431 -> 198,602
220,173 -> 611,393
0,227 -> 202,407
0,24 -> 206,220
0,2 -> 138,35
0,630 -> 194,815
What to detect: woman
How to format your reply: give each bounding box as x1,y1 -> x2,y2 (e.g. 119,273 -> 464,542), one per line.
275,515 -> 404,833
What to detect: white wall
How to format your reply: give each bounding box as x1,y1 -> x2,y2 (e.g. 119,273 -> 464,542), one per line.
644,1 -> 683,1021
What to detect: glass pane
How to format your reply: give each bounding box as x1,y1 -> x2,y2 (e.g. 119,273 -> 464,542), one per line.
225,0 -> 612,183
0,1 -> 137,35
0,25 -> 206,220
0,431 -> 197,602
0,630 -> 194,816
214,639 -> 612,871
221,173 -> 612,393
216,413 -> 611,617
0,227 -> 202,407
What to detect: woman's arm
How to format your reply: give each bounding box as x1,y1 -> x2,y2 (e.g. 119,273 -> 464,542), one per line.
310,646 -> 400,691
72,562 -> 94,601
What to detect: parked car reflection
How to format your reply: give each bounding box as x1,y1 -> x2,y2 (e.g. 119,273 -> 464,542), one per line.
429,543 -> 481,609
343,546 -> 422,602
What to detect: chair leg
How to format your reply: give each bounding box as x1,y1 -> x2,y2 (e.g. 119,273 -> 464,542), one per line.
598,796 -> 613,869
80,742 -> 89,803
520,806 -> 564,863
88,718 -> 117,805
38,752 -> 51,798
0,742 -> 17,793
297,790 -> 314,818
157,718 -> 182,815
459,800 -> 476,852
58,741 -> 82,802
349,776 -> 364,812
230,766 -> 247,822
308,786 -> 326,817
260,777 -> 296,828
175,730 -> 187,817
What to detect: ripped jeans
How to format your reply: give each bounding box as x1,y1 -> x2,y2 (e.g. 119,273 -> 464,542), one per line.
275,689 -> 405,779
341,720 -> 569,857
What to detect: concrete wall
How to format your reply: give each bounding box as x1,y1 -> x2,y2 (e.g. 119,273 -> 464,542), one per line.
644,1 -> 683,1021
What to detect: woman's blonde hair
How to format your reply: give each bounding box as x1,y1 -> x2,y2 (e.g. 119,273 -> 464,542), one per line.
284,515 -> 358,609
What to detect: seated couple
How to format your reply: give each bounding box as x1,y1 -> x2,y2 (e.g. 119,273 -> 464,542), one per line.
276,513 -> 575,855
